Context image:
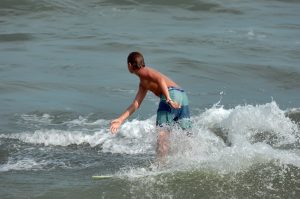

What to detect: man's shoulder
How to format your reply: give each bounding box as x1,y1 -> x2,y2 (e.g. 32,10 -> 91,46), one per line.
138,67 -> 151,77
141,67 -> 162,78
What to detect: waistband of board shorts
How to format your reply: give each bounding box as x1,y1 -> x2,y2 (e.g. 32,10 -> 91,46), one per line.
168,86 -> 184,92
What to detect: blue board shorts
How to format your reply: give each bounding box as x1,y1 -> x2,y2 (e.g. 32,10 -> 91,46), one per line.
156,87 -> 192,130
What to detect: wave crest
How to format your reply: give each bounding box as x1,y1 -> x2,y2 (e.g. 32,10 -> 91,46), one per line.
1,102 -> 299,172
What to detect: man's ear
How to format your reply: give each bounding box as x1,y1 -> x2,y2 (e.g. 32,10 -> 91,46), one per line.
130,62 -> 140,69
128,63 -> 135,70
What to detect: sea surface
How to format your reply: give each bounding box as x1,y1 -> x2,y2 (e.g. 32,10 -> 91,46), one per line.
0,0 -> 300,198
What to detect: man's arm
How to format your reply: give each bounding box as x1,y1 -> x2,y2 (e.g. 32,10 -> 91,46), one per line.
110,84 -> 147,134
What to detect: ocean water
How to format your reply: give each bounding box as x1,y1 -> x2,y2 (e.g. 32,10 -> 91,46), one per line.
0,0 -> 300,198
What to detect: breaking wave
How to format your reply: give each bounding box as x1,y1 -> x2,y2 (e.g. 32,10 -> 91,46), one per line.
0,101 -> 299,172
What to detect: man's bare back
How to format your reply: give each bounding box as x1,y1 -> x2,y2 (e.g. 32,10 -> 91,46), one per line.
138,67 -> 179,97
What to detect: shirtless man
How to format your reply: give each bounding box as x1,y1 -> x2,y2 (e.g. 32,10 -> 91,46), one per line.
110,52 -> 191,162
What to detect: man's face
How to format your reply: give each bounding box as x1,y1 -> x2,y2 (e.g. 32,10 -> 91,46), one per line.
128,63 -> 134,73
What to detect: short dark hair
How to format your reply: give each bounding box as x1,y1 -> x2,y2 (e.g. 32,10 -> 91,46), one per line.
127,52 -> 145,69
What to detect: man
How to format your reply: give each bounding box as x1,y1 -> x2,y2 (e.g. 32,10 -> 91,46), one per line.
110,52 -> 191,162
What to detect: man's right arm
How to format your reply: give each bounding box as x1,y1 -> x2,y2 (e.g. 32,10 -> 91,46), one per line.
110,84 -> 147,134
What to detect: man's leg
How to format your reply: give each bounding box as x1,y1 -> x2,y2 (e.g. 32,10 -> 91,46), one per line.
156,129 -> 170,165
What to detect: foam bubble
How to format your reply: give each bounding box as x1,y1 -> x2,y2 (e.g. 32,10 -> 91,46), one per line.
105,102 -> 300,178
0,117 -> 157,154
20,113 -> 52,124
102,118 -> 156,154
0,158 -> 47,172
1,102 -> 299,173
165,101 -> 300,173
220,101 -> 298,146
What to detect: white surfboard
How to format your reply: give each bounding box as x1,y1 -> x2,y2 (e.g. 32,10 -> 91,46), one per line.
92,175 -> 113,180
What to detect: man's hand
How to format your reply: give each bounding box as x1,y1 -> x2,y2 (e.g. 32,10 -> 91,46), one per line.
167,99 -> 181,109
110,119 -> 122,134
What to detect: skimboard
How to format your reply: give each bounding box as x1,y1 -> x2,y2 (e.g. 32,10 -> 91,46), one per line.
92,175 -> 113,180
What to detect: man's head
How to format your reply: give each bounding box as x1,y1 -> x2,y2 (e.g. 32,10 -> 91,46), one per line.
127,52 -> 145,73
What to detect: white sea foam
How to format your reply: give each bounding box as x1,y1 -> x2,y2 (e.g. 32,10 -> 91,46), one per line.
0,157 -> 47,172
20,113 -> 52,124
1,102 -> 299,173
102,118 -> 156,154
19,113 -> 108,127
166,101 -> 300,173
0,116 -> 157,154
